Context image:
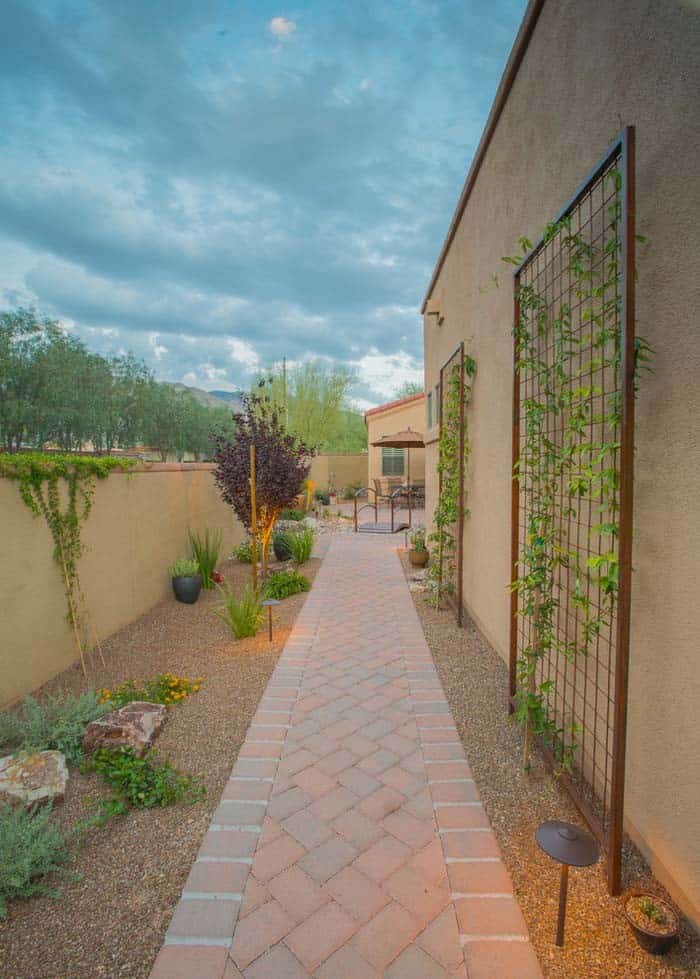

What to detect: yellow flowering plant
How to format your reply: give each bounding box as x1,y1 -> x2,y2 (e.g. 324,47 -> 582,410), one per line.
98,673 -> 203,708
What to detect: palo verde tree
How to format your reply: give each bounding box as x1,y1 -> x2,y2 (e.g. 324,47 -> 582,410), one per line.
213,383 -> 313,575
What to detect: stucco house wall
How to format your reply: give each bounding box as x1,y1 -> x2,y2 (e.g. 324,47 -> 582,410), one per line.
365,393 -> 426,488
422,0 -> 700,927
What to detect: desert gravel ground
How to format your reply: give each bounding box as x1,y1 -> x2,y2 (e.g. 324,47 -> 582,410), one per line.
402,554 -> 700,979
0,552 -> 322,979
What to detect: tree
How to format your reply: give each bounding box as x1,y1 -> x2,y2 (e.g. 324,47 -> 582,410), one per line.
254,360 -> 355,451
394,380 -> 423,399
213,385 -> 313,576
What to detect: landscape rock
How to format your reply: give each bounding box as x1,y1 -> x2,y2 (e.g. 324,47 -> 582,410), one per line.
0,750 -> 69,806
83,701 -> 167,756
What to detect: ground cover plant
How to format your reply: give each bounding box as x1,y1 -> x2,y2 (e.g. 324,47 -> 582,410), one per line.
0,803 -> 75,918
280,508 -> 305,521
82,747 -> 205,818
0,690 -> 109,765
279,525 -> 314,564
213,584 -> 263,638
188,528 -> 221,588
97,673 -> 203,709
233,539 -> 253,562
262,569 -> 310,600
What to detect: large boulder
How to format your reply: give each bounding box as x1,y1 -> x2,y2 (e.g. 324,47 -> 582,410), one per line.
83,701 -> 167,757
0,750 -> 69,806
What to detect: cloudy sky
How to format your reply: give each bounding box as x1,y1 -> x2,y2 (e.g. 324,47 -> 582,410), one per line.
0,0 -> 526,408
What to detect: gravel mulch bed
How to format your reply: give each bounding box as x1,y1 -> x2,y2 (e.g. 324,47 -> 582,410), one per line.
401,555 -> 700,979
0,553 -> 323,979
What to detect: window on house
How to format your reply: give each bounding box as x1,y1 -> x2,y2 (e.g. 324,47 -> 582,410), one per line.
427,391 -> 433,428
382,447 -> 405,476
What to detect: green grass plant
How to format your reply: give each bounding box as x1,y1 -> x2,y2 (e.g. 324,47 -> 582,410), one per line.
213,584 -> 263,638
188,528 -> 222,588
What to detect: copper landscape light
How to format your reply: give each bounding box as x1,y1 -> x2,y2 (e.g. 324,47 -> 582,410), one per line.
261,598 -> 280,642
536,820 -> 599,947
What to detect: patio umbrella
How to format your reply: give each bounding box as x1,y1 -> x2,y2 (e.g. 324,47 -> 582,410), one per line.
370,427 -> 425,524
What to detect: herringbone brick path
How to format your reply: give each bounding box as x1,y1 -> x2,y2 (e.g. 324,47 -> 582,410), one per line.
150,533 -> 542,978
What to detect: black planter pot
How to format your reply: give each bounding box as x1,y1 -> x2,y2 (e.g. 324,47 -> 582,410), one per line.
273,534 -> 292,562
624,892 -> 679,955
172,574 -> 202,604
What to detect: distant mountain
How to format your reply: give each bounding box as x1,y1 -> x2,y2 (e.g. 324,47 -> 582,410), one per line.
208,389 -> 244,406
168,383 -> 234,409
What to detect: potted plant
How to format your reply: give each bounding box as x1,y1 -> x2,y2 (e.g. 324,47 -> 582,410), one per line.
170,557 -> 202,604
408,528 -> 429,567
624,890 -> 679,955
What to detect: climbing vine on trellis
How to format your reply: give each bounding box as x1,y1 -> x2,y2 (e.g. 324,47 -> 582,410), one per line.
506,165 -> 653,774
430,353 -> 476,607
0,452 -> 133,675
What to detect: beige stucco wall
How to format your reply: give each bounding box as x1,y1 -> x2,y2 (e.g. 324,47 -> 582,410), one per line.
423,0 -> 700,926
308,453 -> 367,492
366,396 -> 426,487
0,465 -> 244,708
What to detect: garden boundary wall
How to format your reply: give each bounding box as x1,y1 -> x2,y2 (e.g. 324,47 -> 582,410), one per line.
421,0 -> 700,928
0,464 -> 245,708
308,453 -> 367,492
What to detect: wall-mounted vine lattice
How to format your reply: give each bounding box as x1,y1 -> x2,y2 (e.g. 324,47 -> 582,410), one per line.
507,128 -> 650,893
431,343 -> 476,623
0,453 -> 132,676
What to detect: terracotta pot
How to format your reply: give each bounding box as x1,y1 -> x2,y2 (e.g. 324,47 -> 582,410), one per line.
624,891 -> 679,955
409,549 -> 429,567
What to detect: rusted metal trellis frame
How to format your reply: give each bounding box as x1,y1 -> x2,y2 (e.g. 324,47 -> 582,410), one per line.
437,341 -> 466,626
508,128 -> 636,893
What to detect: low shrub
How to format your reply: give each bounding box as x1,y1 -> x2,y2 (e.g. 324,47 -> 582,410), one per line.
169,557 -> 199,578
0,803 -> 74,917
283,526 -> 314,564
97,673 -> 203,709
342,481 -> 363,500
0,690 -> 110,765
280,508 -> 305,522
233,539 -> 252,562
262,569 -> 310,600
409,528 -> 427,551
314,490 -> 330,505
188,528 -> 222,588
213,585 -> 263,638
82,746 -> 205,815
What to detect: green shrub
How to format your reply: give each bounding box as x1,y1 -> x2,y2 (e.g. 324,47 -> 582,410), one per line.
280,508 -> 305,521
188,528 -> 222,588
409,528 -> 427,551
281,526 -> 314,564
262,569 -> 311,600
213,584 -> 263,638
0,690 -> 110,766
273,530 -> 293,561
169,557 -> 199,578
314,490 -> 330,505
233,539 -> 252,562
0,803 -> 74,917
82,747 -> 205,815
342,482 -> 363,500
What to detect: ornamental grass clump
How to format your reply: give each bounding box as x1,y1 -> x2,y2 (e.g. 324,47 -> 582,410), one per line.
279,526 -> 314,565
188,528 -> 221,588
0,690 -> 109,765
262,569 -> 310,600
213,585 -> 263,638
97,673 -> 203,708
0,803 -> 74,917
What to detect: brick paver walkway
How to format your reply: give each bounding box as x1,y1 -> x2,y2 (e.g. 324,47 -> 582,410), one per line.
150,533 -> 542,978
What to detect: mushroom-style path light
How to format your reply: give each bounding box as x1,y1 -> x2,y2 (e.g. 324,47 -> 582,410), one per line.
261,598 -> 281,642
536,820 -> 599,947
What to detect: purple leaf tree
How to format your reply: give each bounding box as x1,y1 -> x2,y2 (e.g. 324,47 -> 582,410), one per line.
213,383 -> 314,575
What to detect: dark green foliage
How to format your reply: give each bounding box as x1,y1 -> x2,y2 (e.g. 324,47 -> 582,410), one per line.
188,528 -> 222,588
276,526 -> 314,565
0,803 -> 74,917
0,690 -> 110,765
314,490 -> 330,505
273,531 -> 293,561
82,747 -> 205,813
342,482 -> 363,500
280,508 -> 305,521
262,569 -> 310,600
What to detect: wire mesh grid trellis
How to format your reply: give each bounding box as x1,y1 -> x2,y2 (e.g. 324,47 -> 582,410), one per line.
509,128 -> 636,893
437,342 -> 467,625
